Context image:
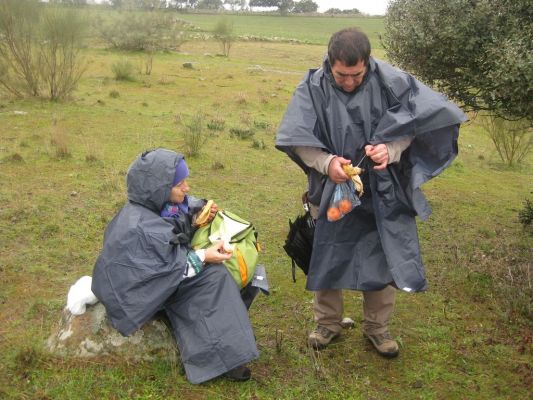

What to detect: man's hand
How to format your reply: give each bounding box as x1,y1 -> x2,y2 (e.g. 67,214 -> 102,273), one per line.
365,144 -> 389,170
328,156 -> 352,183
204,241 -> 233,264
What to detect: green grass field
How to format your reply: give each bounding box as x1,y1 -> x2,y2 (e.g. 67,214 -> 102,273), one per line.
177,13 -> 385,47
0,10 -> 532,400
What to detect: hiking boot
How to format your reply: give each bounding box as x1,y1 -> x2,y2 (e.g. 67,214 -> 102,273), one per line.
223,365 -> 251,382
363,331 -> 399,358
308,325 -> 340,350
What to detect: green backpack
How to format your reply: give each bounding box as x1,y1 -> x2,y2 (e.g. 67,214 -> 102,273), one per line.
191,210 -> 259,288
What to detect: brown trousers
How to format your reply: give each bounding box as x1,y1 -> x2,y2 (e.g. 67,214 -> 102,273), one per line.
307,204 -> 396,335
313,286 -> 396,335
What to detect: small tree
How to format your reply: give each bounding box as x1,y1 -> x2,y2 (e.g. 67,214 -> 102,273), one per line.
39,6 -> 87,100
0,0 -> 86,100
292,0 -> 318,13
249,0 -> 294,15
213,17 -> 234,57
383,0 -> 533,123
94,11 -> 187,51
0,0 -> 42,97
479,115 -> 532,166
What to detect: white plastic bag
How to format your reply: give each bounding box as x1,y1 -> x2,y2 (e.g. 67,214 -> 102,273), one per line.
66,276 -> 98,315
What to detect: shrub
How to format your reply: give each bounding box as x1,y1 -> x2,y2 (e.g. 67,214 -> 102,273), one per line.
0,0 -> 86,100
478,114 -> 532,166
39,6 -> 86,100
182,113 -> 207,157
0,0 -> 41,97
111,59 -> 135,81
213,17 -> 234,57
94,11 -> 188,52
518,199 -> 533,228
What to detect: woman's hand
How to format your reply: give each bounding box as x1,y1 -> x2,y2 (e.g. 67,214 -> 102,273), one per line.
204,241 -> 233,264
207,202 -> 218,223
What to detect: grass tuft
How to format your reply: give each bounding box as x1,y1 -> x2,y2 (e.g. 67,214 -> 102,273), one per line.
50,128 -> 71,159
207,116 -> 225,131
3,153 -> 24,163
229,126 -> 255,140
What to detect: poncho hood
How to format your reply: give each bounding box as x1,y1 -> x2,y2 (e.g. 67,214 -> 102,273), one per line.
127,148 -> 184,213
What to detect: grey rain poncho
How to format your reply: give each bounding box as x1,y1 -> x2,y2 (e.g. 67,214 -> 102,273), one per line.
276,57 -> 467,293
92,149 -> 258,384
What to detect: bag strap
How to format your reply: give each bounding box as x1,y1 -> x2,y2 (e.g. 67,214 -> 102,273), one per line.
291,258 -> 297,283
236,248 -> 248,288
302,191 -> 311,212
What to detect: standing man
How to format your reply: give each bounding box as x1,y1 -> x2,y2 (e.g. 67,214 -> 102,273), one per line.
276,28 -> 466,357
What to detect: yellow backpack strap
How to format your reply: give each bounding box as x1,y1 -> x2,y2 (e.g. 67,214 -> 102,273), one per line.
236,248 -> 248,288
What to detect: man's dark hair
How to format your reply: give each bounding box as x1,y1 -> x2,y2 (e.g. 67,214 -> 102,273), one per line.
328,28 -> 371,67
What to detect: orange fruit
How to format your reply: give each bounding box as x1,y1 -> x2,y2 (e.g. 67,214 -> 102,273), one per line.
327,207 -> 341,221
339,199 -> 353,214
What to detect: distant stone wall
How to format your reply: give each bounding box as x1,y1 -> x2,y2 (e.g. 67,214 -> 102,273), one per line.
46,303 -> 178,362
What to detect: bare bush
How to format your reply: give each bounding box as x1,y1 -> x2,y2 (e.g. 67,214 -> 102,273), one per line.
0,0 -> 42,97
39,6 -> 86,100
479,114 -> 532,166
0,0 -> 86,100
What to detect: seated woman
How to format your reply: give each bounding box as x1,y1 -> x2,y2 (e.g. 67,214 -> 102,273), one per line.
91,148 -> 258,383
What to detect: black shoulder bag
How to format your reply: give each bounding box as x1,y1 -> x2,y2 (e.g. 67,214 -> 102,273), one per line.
283,193 -> 315,282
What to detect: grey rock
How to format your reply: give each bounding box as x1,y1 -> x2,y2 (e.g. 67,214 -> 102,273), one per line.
45,303 -> 178,362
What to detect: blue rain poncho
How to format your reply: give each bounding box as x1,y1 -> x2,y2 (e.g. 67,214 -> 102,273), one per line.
92,149 -> 258,383
276,58 -> 467,293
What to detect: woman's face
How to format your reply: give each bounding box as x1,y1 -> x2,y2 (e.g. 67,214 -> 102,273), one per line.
169,179 -> 190,203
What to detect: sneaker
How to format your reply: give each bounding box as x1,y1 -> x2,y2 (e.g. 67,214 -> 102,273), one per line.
363,331 -> 399,358
223,365 -> 251,382
308,325 -> 340,350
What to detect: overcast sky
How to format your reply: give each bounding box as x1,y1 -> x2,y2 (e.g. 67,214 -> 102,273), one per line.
314,0 -> 390,15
